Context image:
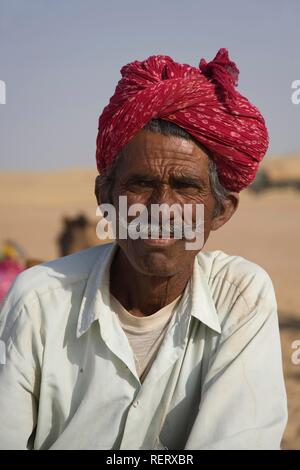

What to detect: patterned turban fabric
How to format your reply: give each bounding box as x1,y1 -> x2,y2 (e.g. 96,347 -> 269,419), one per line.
96,48 -> 269,192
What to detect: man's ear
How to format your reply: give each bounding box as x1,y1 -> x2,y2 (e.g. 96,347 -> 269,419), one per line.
95,175 -> 111,206
210,192 -> 239,231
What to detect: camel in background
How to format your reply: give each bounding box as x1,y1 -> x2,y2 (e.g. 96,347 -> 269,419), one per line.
56,214 -> 100,257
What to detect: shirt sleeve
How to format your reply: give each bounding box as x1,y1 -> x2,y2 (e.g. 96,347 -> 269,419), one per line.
0,280 -> 42,450
184,274 -> 288,450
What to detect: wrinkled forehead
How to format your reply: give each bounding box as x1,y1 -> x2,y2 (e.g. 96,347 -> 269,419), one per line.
118,129 -> 211,180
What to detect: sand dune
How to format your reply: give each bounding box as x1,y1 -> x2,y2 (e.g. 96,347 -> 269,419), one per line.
261,153 -> 300,181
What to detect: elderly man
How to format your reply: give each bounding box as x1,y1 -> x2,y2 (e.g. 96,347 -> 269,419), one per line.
0,49 -> 287,450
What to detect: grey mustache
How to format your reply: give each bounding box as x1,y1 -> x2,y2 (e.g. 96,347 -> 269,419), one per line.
119,216 -> 204,238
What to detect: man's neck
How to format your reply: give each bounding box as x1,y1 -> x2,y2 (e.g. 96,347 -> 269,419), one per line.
109,247 -> 194,317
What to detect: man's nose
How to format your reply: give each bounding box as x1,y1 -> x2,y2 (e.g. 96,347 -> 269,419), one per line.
146,185 -> 179,226
148,184 -> 176,206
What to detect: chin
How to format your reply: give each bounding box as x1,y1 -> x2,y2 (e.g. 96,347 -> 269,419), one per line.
119,238 -> 191,277
139,261 -> 179,277
134,249 -> 182,277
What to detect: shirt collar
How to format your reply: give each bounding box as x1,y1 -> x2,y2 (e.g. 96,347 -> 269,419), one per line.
76,242 -> 221,338
76,242 -> 118,338
189,256 -> 221,334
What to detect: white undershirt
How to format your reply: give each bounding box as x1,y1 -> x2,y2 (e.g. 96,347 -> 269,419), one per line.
110,294 -> 181,382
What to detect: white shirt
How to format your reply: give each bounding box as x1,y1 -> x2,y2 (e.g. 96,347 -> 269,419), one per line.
0,242 -> 288,450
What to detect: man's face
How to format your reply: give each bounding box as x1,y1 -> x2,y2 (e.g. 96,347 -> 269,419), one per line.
109,130 -> 221,277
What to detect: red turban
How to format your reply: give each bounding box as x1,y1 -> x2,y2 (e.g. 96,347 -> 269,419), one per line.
96,48 -> 269,192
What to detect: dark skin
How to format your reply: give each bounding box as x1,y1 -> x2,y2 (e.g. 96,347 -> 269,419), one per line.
95,130 -> 239,317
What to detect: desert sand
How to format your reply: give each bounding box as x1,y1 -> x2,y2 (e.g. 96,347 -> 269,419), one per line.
0,157 -> 299,449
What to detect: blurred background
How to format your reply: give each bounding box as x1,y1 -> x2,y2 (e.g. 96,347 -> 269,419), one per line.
0,0 -> 299,449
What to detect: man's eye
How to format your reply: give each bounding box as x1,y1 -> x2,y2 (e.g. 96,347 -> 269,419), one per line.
130,180 -> 152,188
175,182 -> 199,191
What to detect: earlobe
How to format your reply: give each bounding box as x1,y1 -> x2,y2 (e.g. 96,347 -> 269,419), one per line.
211,193 -> 239,231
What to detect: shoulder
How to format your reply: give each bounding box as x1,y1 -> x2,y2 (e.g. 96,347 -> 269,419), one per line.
0,244 -> 112,335
4,245 -> 109,306
197,250 -> 276,312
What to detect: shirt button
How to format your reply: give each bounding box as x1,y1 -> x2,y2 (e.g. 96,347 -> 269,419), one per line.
132,400 -> 139,408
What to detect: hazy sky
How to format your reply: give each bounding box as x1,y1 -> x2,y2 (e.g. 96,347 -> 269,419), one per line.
0,0 -> 299,170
